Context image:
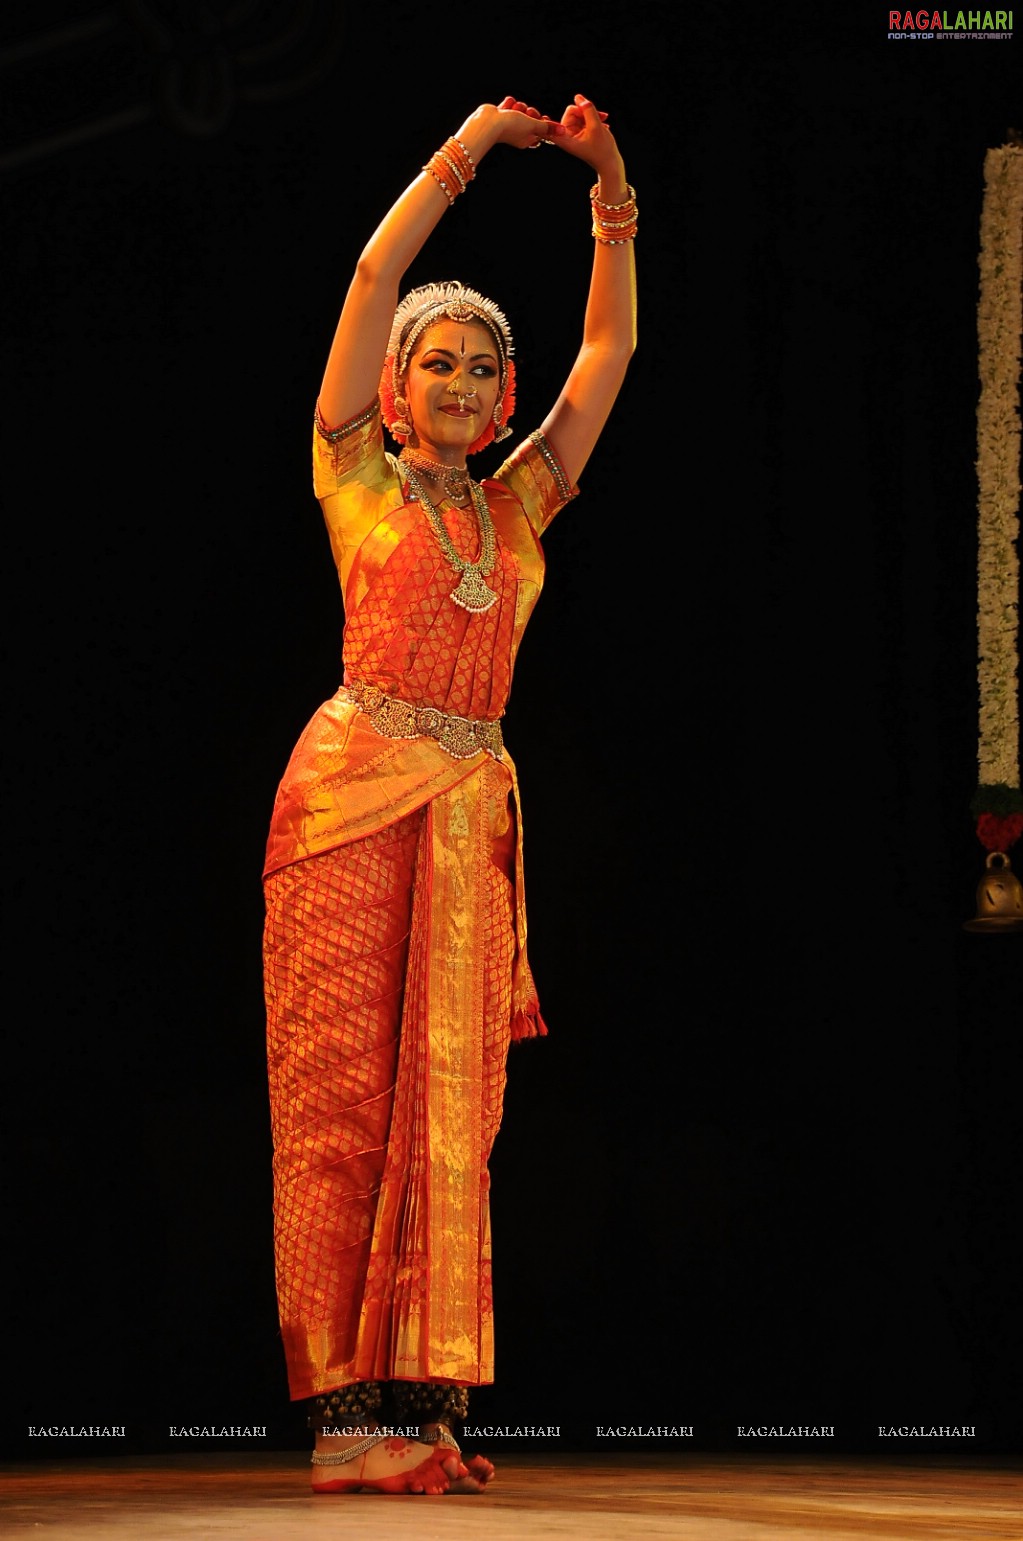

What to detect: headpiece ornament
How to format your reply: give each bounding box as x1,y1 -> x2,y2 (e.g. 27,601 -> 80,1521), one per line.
388,281 -> 514,388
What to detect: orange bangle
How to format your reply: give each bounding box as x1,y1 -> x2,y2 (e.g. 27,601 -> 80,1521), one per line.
590,182 -> 638,243
445,136 -> 476,181
590,182 -> 636,212
423,154 -> 459,204
423,137 -> 476,205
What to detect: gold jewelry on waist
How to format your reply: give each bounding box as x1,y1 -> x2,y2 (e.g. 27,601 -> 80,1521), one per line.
343,680 -> 503,761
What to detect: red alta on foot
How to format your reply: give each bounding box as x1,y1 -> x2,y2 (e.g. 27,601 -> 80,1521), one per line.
311,1435 -> 459,1495
419,1425 -> 495,1493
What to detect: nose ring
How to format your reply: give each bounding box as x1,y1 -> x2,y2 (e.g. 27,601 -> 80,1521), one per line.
447,379 -> 478,407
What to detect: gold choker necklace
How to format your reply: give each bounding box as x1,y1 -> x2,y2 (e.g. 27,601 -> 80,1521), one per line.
399,449 -> 470,504
401,463 -> 498,613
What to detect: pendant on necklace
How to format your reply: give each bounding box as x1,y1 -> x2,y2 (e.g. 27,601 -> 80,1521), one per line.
451,568 -> 498,613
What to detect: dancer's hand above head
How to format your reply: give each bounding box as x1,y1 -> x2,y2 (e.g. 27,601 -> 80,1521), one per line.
491,96 -> 555,149
548,94 -> 620,174
491,96 -> 608,150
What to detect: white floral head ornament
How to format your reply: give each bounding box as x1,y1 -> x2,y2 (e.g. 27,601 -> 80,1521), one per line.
380,281 -> 517,452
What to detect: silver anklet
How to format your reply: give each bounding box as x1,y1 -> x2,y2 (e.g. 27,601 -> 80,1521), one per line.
311,1433 -> 383,1465
420,1424 -> 461,1454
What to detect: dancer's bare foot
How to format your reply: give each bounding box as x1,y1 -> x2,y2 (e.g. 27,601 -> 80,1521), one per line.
453,1453 -> 496,1493
312,1426 -> 461,1493
420,1421 -> 495,1493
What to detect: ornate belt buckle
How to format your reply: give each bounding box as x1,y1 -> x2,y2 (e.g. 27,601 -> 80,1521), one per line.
375,697 -> 416,738
440,716 -> 481,760
415,706 -> 445,738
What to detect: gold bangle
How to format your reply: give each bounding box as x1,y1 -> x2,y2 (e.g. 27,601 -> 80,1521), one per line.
422,136 -> 477,205
423,155 -> 457,204
450,137 -> 476,176
591,180 -> 637,243
434,148 -> 467,193
590,182 -> 637,212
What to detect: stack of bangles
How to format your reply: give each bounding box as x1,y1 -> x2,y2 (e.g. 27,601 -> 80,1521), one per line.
423,137 -> 476,204
591,183 -> 639,244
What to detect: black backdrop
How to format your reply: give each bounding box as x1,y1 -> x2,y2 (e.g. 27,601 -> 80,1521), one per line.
3,4 -> 1020,1461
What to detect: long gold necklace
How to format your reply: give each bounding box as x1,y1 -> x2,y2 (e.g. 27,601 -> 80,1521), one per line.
401,462 -> 498,613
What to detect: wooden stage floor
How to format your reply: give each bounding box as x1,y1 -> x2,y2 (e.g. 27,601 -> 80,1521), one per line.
1,1452 -> 1020,1538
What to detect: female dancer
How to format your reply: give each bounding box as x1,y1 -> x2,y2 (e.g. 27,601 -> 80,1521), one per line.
264,93 -> 636,1495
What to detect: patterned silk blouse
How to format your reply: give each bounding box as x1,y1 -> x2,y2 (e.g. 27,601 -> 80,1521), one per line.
315,401 -> 576,720
263,404 -> 576,877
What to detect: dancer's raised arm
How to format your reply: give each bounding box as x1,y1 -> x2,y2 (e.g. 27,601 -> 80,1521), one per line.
539,95 -> 638,485
319,100 -> 550,428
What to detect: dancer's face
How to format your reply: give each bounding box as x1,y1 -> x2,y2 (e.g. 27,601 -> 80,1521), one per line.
404,320 -> 501,458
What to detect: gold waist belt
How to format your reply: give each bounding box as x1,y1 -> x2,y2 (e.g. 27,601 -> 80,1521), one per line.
343,680 -> 504,762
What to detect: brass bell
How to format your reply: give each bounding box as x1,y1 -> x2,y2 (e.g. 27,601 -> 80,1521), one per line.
964,850 -> 1023,932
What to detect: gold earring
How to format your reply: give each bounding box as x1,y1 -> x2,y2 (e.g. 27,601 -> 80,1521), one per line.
393,394 -> 411,438
492,400 -> 512,442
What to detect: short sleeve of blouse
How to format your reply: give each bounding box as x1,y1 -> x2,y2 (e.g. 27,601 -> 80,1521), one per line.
313,399 -> 390,497
492,430 -> 578,536
313,400 -> 403,592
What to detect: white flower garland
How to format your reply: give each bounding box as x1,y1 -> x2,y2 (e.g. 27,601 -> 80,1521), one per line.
975,143 -> 1022,791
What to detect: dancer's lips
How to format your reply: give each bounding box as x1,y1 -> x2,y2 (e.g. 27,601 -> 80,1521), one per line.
440,405 -> 476,416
